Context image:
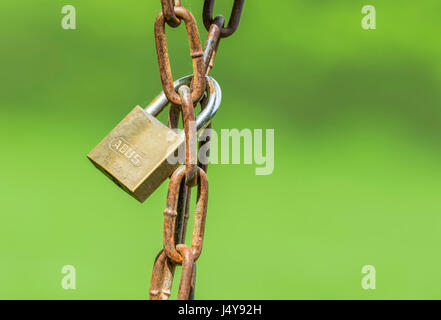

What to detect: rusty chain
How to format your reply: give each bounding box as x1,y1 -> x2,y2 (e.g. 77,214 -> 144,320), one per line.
160,0 -> 182,28
203,0 -> 244,38
154,7 -> 206,105
177,85 -> 198,186
163,166 -> 208,265
150,0 -> 245,300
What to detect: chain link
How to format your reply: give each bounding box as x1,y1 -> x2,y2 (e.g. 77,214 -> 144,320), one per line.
154,7 -> 206,105
160,0 -> 182,28
178,85 -> 198,185
203,0 -> 245,38
149,0 -> 245,300
163,166 -> 208,264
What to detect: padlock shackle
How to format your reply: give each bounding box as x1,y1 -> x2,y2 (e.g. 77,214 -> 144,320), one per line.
145,75 -> 221,132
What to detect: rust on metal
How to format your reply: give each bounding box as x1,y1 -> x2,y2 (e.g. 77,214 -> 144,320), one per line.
149,246 -> 195,300
163,166 -> 208,264
203,15 -> 224,75
148,0 -> 245,301
203,0 -> 245,38
149,250 -> 176,300
160,0 -> 181,28
178,85 -> 198,186
176,244 -> 195,300
168,103 -> 181,130
154,7 -> 206,105
167,101 -> 192,246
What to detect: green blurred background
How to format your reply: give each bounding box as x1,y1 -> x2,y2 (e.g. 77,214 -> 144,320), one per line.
1,0 -> 441,299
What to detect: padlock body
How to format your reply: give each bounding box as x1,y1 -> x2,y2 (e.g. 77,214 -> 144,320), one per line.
87,106 -> 183,203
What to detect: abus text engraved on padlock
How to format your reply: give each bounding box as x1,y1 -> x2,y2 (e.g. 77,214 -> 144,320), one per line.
87,75 -> 221,203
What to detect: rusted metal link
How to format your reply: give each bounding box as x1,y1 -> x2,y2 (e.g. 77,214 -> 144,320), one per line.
178,85 -> 198,186
163,166 -> 208,264
168,102 -> 192,247
173,179 -> 190,244
155,7 -> 206,105
203,0 -> 245,38
198,123 -> 212,173
168,102 -> 188,245
199,16 -> 222,168
160,0 -> 181,28
168,103 -> 181,130
149,248 -> 195,300
149,250 -> 176,300
176,244 -> 195,300
150,169 -> 192,300
189,262 -> 196,299
203,15 -> 224,75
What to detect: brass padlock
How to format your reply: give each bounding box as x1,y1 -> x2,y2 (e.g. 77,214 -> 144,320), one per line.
87,75 -> 221,203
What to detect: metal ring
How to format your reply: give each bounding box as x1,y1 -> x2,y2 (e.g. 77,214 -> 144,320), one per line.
145,75 -> 222,132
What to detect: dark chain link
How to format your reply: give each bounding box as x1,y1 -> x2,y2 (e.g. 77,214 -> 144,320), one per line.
149,0 -> 245,300
203,0 -> 245,38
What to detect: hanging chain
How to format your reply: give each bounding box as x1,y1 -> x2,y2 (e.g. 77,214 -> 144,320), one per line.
149,0 -> 245,300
